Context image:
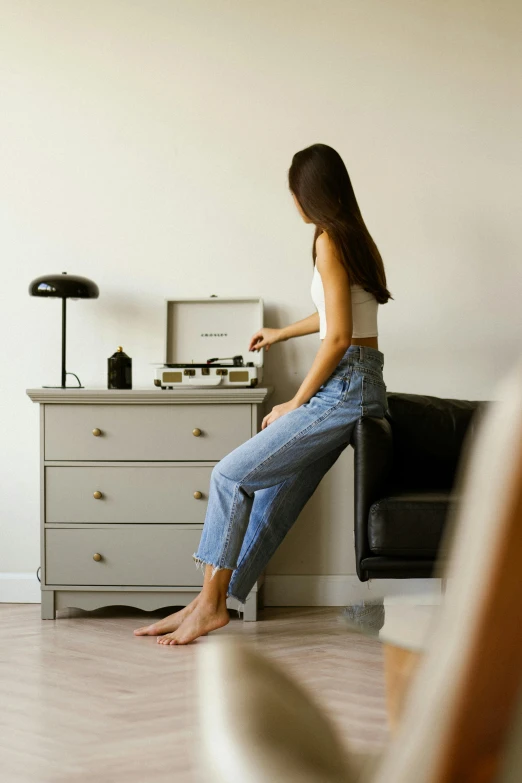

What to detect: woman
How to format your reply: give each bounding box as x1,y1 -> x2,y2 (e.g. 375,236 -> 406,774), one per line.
135,143 -> 393,645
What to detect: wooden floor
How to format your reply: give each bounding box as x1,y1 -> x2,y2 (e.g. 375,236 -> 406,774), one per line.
0,604 -> 389,782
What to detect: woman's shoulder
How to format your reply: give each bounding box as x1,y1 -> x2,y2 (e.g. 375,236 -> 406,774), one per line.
315,230 -> 339,262
315,231 -> 346,277
315,230 -> 331,254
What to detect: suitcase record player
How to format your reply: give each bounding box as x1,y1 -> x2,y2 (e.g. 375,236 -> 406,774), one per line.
154,297 -> 264,388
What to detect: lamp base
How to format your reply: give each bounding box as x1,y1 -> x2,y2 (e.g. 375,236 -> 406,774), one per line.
42,385 -> 85,389
43,371 -> 83,389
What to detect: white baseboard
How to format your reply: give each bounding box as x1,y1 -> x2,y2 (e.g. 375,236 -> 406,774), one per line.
0,572 -> 442,608
264,575 -> 442,607
0,573 -> 41,603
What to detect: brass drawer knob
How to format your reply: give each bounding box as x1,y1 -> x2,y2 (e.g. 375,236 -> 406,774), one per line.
92,553 -> 102,562
92,428 -> 102,437
93,491 -> 103,500
192,428 -> 202,437
193,491 -> 203,500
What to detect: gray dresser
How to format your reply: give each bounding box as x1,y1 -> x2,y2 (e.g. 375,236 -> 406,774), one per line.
27,387 -> 272,621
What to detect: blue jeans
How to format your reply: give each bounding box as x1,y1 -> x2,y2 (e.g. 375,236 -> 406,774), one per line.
193,344 -> 388,603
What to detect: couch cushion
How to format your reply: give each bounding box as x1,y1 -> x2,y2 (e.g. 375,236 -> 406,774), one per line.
385,393 -> 487,490
368,490 -> 460,557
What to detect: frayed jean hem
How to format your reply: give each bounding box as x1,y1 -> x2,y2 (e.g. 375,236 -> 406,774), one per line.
227,591 -> 247,619
192,553 -> 236,582
226,590 -> 247,607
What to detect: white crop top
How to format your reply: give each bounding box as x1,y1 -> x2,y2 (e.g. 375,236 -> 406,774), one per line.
311,264 -> 378,339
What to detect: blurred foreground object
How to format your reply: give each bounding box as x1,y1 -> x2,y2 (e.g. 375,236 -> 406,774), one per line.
197,355 -> 522,783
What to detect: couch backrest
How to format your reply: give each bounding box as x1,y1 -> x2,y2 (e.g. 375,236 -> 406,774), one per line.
385,392 -> 488,490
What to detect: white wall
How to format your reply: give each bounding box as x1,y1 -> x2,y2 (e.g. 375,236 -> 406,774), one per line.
1,1 -> 521,596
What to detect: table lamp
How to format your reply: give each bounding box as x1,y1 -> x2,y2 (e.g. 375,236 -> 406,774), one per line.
29,272 -> 100,388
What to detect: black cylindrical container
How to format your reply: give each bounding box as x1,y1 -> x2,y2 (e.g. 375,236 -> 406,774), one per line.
108,346 -> 132,389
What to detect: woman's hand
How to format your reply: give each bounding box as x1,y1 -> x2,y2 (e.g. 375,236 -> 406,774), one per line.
249,327 -> 284,353
262,399 -> 300,429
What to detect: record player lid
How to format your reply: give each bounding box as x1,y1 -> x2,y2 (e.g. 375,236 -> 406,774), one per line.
164,297 -> 264,367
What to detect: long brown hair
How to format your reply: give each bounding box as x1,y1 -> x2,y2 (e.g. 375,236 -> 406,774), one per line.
288,143 -> 393,304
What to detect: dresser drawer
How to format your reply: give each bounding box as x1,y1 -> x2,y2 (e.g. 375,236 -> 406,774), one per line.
44,404 -> 251,461
46,466 -> 213,523
45,526 -> 205,586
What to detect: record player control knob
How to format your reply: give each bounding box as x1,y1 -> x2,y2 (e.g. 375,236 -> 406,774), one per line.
92,553 -> 102,562
193,491 -> 203,500
93,491 -> 103,500
92,428 -> 102,437
192,428 -> 202,437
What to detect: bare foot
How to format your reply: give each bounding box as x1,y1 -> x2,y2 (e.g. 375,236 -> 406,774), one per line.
157,601 -> 229,645
134,596 -> 200,636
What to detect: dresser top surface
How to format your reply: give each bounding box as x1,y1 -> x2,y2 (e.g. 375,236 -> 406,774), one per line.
26,387 -> 273,405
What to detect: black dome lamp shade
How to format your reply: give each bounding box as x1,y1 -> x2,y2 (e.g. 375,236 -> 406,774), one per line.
29,272 -> 100,388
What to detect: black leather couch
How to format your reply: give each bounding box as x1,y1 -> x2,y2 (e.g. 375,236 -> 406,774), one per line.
350,391 -> 489,582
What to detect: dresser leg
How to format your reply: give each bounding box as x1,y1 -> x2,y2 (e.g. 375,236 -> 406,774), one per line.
41,590 -> 56,620
242,592 -> 258,622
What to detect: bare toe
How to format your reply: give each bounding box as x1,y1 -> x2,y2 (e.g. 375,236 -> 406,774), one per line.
157,633 -> 176,645
134,623 -> 159,636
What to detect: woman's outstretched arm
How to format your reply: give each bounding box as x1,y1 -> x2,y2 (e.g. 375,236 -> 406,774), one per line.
279,312 -> 320,340
249,312 -> 319,353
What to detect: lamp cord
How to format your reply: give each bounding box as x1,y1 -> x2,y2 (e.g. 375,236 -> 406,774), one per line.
66,372 -> 82,387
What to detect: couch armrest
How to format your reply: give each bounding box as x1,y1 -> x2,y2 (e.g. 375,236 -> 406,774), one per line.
351,416 -> 394,581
